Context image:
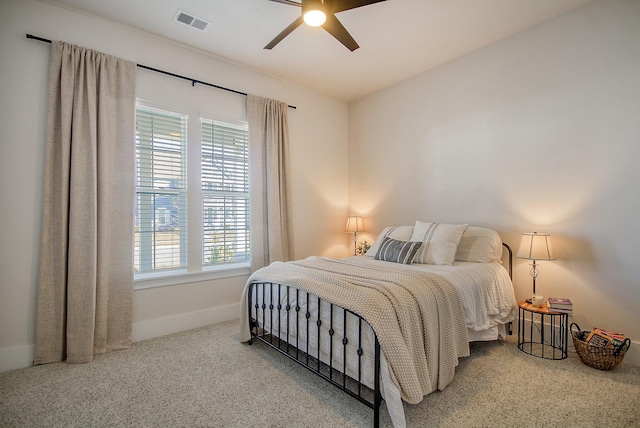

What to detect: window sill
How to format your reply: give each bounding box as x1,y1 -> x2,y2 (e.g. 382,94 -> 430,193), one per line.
134,263 -> 251,290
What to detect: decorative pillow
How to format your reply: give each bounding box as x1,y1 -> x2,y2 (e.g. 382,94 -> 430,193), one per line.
455,226 -> 503,263
410,221 -> 468,265
365,225 -> 414,257
374,237 -> 422,265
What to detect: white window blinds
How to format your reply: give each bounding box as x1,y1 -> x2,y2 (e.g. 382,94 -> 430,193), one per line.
201,119 -> 250,265
135,106 -> 188,273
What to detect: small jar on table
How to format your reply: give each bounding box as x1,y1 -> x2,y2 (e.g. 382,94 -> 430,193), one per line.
517,300 -> 569,360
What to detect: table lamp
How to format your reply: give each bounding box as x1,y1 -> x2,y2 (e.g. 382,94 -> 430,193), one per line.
517,232 -> 555,303
345,216 -> 364,256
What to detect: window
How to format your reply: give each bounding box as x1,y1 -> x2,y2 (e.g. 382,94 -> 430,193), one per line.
135,104 -> 250,281
135,106 -> 188,274
201,119 -> 250,265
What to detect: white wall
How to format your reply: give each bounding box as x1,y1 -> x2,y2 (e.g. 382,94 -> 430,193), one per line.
349,0 -> 640,365
0,0 -> 350,371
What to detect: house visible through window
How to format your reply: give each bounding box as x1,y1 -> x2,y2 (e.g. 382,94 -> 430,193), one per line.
135,104 -> 249,279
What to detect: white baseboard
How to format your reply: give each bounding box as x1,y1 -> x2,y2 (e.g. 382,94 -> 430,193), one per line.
0,304 -> 240,373
131,303 -> 240,342
0,344 -> 34,373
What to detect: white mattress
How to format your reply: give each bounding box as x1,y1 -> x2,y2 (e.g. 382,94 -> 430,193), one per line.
249,257 -> 517,428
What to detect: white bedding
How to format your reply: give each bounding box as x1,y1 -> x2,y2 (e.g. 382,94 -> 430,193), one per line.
351,257 -> 518,334
244,256 -> 516,428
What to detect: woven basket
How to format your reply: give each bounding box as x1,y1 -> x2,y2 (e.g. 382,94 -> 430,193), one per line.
570,323 -> 631,371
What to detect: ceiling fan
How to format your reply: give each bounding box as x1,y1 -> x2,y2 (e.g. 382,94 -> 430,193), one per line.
265,0 -> 387,51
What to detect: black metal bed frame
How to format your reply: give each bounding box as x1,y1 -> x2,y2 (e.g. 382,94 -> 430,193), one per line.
247,243 -> 513,428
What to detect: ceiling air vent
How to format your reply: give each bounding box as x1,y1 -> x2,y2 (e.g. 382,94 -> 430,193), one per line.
173,10 -> 210,31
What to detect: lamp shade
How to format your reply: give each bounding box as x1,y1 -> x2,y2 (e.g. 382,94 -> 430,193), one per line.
517,232 -> 555,261
345,216 -> 364,233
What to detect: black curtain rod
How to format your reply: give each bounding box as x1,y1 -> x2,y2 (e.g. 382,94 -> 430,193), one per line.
26,34 -> 296,110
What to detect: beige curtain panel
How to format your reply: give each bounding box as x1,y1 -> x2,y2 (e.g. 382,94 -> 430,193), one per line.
247,94 -> 293,272
34,41 -> 136,364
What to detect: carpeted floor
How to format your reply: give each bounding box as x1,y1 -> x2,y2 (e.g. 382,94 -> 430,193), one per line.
1,319 -> 639,427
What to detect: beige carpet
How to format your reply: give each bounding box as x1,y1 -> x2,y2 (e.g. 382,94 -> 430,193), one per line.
1,319 -> 639,427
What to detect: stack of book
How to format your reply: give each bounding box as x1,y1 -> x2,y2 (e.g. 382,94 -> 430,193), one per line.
586,327 -> 626,349
547,297 -> 573,314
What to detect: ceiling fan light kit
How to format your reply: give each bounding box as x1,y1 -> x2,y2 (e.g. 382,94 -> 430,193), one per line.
265,0 -> 387,51
302,0 -> 326,27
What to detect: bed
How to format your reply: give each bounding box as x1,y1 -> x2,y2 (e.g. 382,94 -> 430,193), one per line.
239,223 -> 517,428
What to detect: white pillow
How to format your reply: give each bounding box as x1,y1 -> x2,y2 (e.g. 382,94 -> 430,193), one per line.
410,221 -> 468,265
365,225 -> 414,257
455,226 -> 503,263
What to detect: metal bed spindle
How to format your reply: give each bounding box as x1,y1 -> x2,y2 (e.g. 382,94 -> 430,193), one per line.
317,296 -> 321,372
306,292 -> 310,365
343,308 -> 348,390
329,304 -> 334,382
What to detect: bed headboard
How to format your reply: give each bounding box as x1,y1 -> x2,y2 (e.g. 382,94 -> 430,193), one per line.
502,242 -> 513,279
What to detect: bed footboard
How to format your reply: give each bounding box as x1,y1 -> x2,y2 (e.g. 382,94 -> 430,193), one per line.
247,281 -> 382,428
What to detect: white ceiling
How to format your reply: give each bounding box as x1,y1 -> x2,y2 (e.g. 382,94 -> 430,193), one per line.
40,0 -> 596,101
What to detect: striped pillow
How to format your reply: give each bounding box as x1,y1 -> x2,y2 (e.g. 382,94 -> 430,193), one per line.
374,237 -> 422,265
410,221 -> 468,265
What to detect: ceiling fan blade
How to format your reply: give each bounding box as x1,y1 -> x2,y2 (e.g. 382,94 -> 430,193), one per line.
264,16 -> 305,49
329,0 -> 387,14
322,14 -> 359,51
265,0 -> 302,6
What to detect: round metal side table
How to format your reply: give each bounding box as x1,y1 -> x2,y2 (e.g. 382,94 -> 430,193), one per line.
517,300 -> 568,360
